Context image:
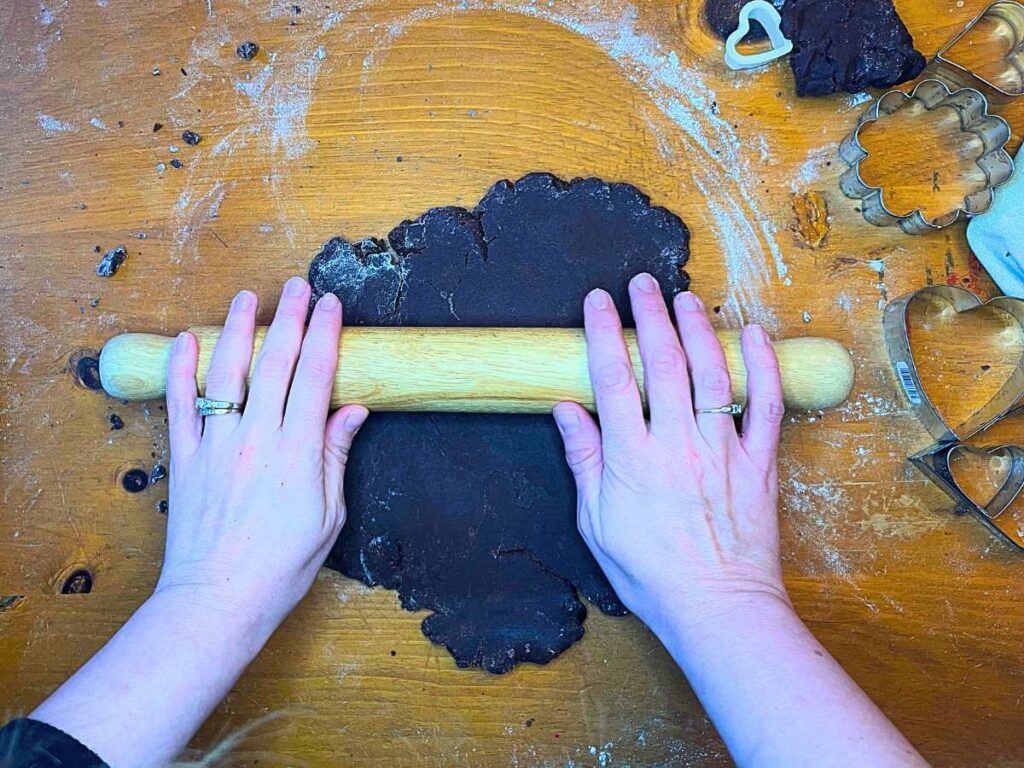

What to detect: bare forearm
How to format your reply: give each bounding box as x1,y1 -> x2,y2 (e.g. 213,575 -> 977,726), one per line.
31,590 -> 274,767
31,281 -> 365,765
656,596 -> 928,768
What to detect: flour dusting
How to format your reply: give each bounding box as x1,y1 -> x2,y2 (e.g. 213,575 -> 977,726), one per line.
36,113 -> 76,134
232,46 -> 324,159
793,143 -> 838,191
32,0 -> 68,70
171,181 -> 234,263
357,0 -> 785,327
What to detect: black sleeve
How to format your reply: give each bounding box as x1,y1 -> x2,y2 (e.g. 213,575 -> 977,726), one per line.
0,718 -> 107,768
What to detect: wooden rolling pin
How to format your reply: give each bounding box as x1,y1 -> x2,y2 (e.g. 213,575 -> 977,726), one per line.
99,327 -> 854,413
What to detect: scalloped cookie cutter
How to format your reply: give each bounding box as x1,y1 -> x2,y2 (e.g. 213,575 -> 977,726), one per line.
885,285 -> 1024,551
839,79 -> 1014,236
724,0 -> 793,71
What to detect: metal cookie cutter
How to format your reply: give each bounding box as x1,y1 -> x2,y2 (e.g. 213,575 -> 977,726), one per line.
883,285 -> 1024,442
884,285 -> 1024,551
930,0 -> 1024,104
911,441 -> 1024,552
839,79 -> 1014,236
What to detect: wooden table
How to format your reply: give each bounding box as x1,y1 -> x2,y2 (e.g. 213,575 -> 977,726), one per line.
3,0 -> 1024,764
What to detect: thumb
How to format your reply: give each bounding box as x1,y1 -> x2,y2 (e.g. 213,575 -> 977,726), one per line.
552,401 -> 603,511
323,404 -> 370,521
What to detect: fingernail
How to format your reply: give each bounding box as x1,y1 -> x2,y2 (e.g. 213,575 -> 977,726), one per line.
232,290 -> 253,310
749,324 -> 769,346
174,332 -> 190,352
676,291 -> 703,311
284,276 -> 307,297
632,273 -> 657,293
588,289 -> 609,309
343,406 -> 369,431
553,404 -> 579,435
318,292 -> 339,310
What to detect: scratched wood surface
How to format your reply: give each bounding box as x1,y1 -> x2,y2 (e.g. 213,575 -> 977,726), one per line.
3,0 -> 1024,764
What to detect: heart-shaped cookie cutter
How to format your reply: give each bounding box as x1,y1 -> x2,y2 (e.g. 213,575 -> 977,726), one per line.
839,79 -> 1014,236
912,442 -> 1024,551
883,285 -> 1024,442
886,286 -> 1024,551
724,0 -> 793,71
930,0 -> 1024,105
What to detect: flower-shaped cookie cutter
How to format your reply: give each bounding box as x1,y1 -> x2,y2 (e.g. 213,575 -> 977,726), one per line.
839,79 -> 1014,236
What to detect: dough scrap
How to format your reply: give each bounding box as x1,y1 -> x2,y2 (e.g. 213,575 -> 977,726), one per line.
781,0 -> 925,97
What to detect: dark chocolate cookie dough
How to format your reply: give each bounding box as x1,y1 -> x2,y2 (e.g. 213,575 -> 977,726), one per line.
780,0 -> 925,96
705,0 -> 924,97
309,173 -> 690,673
704,0 -> 784,41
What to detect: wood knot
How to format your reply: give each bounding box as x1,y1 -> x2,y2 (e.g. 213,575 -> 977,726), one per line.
791,191 -> 831,250
0,595 -> 24,612
68,349 -> 103,391
121,468 -> 150,493
61,569 -> 94,594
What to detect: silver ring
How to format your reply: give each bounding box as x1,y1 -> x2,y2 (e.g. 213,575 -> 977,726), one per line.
195,397 -> 243,416
695,403 -> 743,416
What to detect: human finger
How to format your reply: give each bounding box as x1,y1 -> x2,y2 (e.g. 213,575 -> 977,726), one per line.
739,324 -> 784,469
627,273 -> 695,442
552,401 -> 603,542
674,291 -> 737,451
166,331 -> 202,458
323,404 -> 370,530
202,290 -> 257,441
584,288 -> 646,449
243,277 -> 311,430
283,292 -> 342,438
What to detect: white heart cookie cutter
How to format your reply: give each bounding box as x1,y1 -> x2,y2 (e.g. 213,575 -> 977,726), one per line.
724,0 -> 793,71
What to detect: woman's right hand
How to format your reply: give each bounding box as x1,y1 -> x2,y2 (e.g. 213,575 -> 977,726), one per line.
552,273 -> 790,641
553,274 -> 929,768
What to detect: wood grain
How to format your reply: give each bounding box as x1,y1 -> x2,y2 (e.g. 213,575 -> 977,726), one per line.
99,327 -> 855,411
3,0 -> 1024,764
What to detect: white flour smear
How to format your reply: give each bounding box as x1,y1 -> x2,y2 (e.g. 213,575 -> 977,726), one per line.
356,0 -> 785,327
171,180 -> 235,263
36,113 -> 76,134
164,23 -> 332,260
165,0 -> 783,317
32,1 -> 68,71
233,49 -> 323,160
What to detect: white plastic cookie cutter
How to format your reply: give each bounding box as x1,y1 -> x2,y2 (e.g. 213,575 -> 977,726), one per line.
724,0 -> 793,71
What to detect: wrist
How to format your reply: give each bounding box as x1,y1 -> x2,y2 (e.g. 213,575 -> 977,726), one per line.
145,584 -> 281,662
641,583 -> 797,658
30,585 -> 280,766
